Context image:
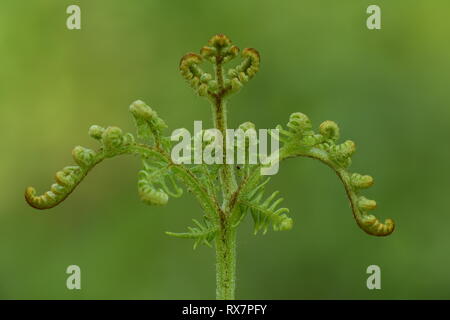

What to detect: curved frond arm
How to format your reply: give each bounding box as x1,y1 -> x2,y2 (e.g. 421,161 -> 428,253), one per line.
179,53 -> 215,97
166,216 -> 218,249
25,133 -> 217,216
25,158 -> 104,210
226,48 -> 260,95
278,113 -> 395,237
25,125 -> 135,210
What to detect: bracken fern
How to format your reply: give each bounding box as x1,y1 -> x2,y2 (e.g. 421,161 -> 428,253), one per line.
25,34 -> 394,300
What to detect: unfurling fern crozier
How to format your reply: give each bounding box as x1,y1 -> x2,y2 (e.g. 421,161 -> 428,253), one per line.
25,34 -> 394,300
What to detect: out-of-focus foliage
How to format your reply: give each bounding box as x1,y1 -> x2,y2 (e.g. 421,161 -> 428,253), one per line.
1,0 -> 450,299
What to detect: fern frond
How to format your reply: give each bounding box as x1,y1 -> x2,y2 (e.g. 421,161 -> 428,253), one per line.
166,216 -> 218,249
179,53 -> 213,97
227,48 -> 260,94
129,100 -> 167,147
137,160 -> 183,206
279,113 -> 395,236
180,34 -> 260,98
25,125 -> 135,210
239,178 -> 293,234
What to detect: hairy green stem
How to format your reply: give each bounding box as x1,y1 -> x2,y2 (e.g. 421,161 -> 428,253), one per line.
212,56 -> 238,299
213,60 -> 237,199
215,224 -> 237,300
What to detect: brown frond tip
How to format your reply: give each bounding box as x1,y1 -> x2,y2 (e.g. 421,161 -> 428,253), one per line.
208,34 -> 232,48
242,48 -> 260,60
200,46 -> 216,58
201,35 -> 240,63
179,53 -> 202,69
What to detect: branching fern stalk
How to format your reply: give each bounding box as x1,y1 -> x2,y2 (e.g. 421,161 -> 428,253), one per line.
25,34 -> 395,300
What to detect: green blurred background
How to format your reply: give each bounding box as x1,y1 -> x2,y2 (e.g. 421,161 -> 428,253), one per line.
1,0 -> 449,299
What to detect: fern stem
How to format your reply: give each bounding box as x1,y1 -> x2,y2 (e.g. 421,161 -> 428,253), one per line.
212,60 -> 237,200
215,225 -> 237,300
213,56 -> 238,299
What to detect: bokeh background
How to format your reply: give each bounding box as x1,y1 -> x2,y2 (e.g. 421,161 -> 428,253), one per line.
1,0 -> 449,299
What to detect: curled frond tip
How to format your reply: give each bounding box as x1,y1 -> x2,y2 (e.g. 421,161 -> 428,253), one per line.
180,34 -> 260,98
